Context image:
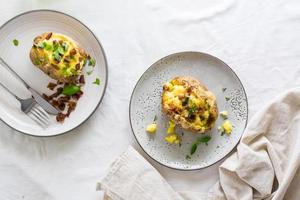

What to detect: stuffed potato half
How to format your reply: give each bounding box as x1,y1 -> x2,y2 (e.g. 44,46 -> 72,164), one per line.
30,32 -> 88,83
162,76 -> 218,133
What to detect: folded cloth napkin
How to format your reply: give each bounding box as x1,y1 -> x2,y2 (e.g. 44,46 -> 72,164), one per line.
98,88 -> 300,200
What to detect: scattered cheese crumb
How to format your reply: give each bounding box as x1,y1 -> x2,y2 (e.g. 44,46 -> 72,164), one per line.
165,134 -> 180,144
167,120 -> 176,134
146,123 -> 157,133
223,120 -> 232,135
220,111 -> 228,119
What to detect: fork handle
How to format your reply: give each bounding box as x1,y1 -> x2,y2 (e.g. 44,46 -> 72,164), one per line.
0,82 -> 20,100
0,57 -> 30,89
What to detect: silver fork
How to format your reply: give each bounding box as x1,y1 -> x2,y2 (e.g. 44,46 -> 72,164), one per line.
0,57 -> 59,115
0,82 -> 50,127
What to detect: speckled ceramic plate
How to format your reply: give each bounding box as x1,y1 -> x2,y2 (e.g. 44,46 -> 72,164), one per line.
0,10 -> 107,136
129,52 -> 248,170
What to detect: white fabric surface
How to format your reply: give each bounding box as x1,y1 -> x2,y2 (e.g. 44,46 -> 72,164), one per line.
1,0 -> 300,199
99,88 -> 300,200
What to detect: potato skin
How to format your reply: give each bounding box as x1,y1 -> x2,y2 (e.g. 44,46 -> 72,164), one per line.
30,32 -> 88,83
162,76 -> 218,133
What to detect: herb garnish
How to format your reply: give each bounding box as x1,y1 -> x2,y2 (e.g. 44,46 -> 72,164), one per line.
62,85 -> 80,96
182,96 -> 189,106
225,97 -> 231,101
153,115 -> 157,122
33,58 -> 41,65
88,57 -> 96,67
187,105 -> 197,120
186,155 -> 191,160
93,78 -> 100,85
44,42 -> 53,51
13,39 -> 19,46
62,42 -> 68,52
53,51 -> 62,62
190,135 -> 211,155
86,70 -> 93,75
57,46 -> 65,55
222,88 -> 227,92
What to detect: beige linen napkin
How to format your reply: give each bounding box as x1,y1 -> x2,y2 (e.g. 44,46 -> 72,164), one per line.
98,88 -> 300,200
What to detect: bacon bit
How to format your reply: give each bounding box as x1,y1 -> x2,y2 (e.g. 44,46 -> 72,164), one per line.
59,40 -> 64,45
42,93 -> 52,101
58,102 -> 66,111
75,63 -> 80,70
51,64 -> 59,70
56,113 -> 67,123
47,82 -> 57,90
66,101 -> 77,117
51,99 -> 59,107
45,32 -> 52,40
58,96 -> 70,103
56,87 -> 63,94
34,36 -> 42,44
57,80 -> 63,85
187,87 -> 192,93
72,90 -> 83,100
79,57 -> 83,62
63,58 -> 70,63
49,87 -> 63,98
69,101 -> 77,110
87,54 -> 91,59
64,55 -> 72,62
79,75 -> 85,84
69,49 -> 77,56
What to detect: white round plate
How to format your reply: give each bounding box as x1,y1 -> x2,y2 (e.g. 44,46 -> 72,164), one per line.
130,52 -> 248,170
0,10 -> 107,136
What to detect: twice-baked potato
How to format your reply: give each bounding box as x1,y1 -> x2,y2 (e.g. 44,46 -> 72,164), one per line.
162,76 -> 218,133
30,32 -> 88,83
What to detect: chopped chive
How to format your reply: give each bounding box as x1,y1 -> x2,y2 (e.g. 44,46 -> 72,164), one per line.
225,97 -> 231,101
93,78 -> 100,85
13,39 -> 19,46
88,57 -> 96,67
153,115 -> 157,122
222,87 -> 227,92
57,46 -> 65,55
86,70 -> 93,75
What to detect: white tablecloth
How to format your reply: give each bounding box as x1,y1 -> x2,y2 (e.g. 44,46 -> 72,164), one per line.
1,0 -> 300,199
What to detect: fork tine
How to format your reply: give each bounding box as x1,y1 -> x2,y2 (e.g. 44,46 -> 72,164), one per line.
31,109 -> 49,126
31,107 -> 49,124
33,105 -> 50,122
34,104 -> 50,119
30,109 -> 49,127
28,112 -> 47,128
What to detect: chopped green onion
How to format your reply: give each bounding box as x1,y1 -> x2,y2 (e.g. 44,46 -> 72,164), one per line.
57,46 -> 64,55
33,58 -> 41,65
13,39 -> 19,46
186,155 -> 191,160
53,51 -> 62,62
93,78 -> 100,85
182,96 -> 189,106
88,57 -> 96,67
86,70 -> 93,75
153,115 -> 157,122
62,42 -> 68,52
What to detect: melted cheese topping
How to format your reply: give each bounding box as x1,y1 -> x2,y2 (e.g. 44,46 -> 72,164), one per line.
35,33 -> 86,77
162,78 -> 217,132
